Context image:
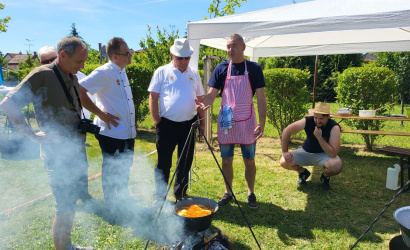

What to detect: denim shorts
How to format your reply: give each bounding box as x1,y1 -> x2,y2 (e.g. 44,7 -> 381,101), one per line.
220,142 -> 256,159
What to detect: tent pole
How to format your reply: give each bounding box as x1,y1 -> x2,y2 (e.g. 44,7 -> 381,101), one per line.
312,55 -> 319,108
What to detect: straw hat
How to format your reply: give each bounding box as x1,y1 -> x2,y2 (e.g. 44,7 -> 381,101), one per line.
170,39 -> 194,57
308,102 -> 331,115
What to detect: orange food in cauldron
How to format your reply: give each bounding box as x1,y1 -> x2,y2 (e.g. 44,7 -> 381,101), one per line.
177,204 -> 212,218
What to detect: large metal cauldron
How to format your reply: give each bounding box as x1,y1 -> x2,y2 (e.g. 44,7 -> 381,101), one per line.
174,197 -> 218,232
393,206 -> 410,248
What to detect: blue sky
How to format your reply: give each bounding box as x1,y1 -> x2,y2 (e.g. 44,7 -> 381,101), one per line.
0,0 -> 310,54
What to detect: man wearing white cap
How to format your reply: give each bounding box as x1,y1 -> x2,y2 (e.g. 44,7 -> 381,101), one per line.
280,102 -> 343,190
148,38 -> 205,201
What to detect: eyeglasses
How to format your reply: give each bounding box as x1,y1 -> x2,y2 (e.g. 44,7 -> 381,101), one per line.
175,56 -> 191,61
116,52 -> 132,57
41,56 -> 57,64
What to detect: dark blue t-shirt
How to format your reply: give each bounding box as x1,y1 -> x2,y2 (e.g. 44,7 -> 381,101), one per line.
208,60 -> 266,96
302,116 -> 340,153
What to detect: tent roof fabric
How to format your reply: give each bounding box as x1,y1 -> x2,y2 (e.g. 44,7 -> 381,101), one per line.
187,0 -> 410,69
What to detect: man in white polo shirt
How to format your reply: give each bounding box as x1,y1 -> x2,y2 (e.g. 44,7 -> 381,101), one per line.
79,37 -> 136,209
148,38 -> 205,201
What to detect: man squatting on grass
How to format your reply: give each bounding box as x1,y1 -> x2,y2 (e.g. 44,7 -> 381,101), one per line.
0,36 -> 92,249
280,102 -> 343,190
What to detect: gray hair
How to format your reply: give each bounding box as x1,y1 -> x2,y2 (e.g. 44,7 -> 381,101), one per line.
57,36 -> 87,58
228,34 -> 244,44
38,46 -> 57,61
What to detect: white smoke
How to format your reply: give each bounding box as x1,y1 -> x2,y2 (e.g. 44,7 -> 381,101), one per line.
0,80 -> 190,247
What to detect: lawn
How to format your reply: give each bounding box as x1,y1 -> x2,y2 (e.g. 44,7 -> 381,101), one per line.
0,99 -> 409,249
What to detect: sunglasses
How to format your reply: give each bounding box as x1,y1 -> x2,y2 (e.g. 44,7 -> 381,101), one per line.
175,56 -> 191,61
41,56 -> 57,64
116,52 -> 132,57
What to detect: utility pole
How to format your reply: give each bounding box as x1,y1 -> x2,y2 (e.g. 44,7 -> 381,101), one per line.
25,38 -> 34,54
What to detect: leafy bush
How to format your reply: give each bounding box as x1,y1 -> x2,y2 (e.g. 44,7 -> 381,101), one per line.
126,63 -> 154,127
134,25 -> 178,71
264,68 -> 310,139
81,64 -> 100,75
336,66 -> 397,150
81,63 -> 154,128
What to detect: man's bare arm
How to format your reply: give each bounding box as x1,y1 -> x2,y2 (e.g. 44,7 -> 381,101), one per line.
0,97 -> 44,142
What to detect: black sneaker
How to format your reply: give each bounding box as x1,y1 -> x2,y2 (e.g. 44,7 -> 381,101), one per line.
297,169 -> 311,185
248,193 -> 258,209
218,193 -> 233,207
320,173 -> 331,190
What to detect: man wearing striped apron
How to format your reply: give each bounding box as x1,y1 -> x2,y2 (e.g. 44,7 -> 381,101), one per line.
197,34 -> 267,208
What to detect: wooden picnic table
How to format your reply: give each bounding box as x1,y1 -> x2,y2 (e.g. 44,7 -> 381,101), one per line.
332,115 -> 410,136
332,115 -> 410,188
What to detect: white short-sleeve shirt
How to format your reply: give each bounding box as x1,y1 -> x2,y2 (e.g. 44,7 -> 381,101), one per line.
80,61 -> 136,139
148,62 -> 204,122
76,71 -> 95,120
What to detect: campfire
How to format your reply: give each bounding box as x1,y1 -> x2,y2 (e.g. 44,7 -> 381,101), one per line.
164,228 -> 229,250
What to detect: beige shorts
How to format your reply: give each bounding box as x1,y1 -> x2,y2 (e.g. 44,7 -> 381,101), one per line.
291,146 -> 340,167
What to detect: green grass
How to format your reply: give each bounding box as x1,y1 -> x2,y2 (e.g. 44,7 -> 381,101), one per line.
0,101 -> 409,249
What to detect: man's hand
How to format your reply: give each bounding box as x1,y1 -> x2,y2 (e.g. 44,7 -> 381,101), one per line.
153,117 -> 161,127
282,151 -> 293,162
195,99 -> 210,111
32,131 -> 65,144
313,126 -> 323,138
99,112 -> 120,129
253,124 -> 264,139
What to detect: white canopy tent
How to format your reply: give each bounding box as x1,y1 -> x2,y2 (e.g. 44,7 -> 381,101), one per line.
187,0 -> 410,70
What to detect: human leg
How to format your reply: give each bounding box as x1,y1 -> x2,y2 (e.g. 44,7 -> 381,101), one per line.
240,143 -> 257,194
240,143 -> 258,208
116,139 -> 135,201
96,134 -> 122,204
221,157 -> 234,192
42,141 -> 87,249
154,118 -> 178,199
323,158 -> 342,177
320,158 -> 342,190
243,158 -> 256,194
174,117 -> 196,199
279,152 -> 306,173
77,137 -> 90,200
279,147 -> 311,184
217,144 -> 235,206
53,211 -> 75,250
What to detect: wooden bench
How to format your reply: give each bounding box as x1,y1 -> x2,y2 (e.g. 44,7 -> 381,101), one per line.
341,129 -> 410,136
378,146 -> 410,188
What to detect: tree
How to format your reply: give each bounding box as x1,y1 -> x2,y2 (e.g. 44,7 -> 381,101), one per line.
0,3 -> 11,33
69,23 -> 83,40
260,54 -> 363,102
264,68 -> 310,138
134,25 -> 179,70
376,52 -> 410,107
9,54 -> 40,81
85,48 -> 108,65
336,66 -> 397,150
0,55 -> 7,68
206,0 -> 247,19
